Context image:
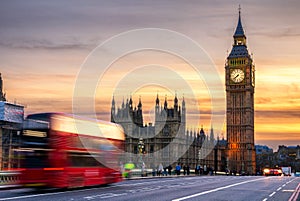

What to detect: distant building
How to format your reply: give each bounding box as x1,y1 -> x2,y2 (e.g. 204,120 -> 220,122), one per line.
255,145 -> 273,155
215,137 -> 228,172
0,74 -> 6,101
256,145 -> 300,174
255,145 -> 274,173
276,145 -> 300,163
0,73 -> 24,170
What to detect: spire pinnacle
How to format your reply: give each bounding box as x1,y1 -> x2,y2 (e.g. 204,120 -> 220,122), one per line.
234,5 -> 245,37
112,95 -> 115,105
138,95 -> 142,108
164,95 -> 168,110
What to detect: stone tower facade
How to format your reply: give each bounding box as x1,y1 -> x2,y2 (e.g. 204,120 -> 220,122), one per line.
225,8 -> 256,174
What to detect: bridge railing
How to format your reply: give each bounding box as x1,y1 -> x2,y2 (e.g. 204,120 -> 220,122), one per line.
0,171 -> 20,188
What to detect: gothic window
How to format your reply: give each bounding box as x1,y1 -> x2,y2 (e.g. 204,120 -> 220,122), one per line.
163,146 -> 169,158
133,145 -> 138,154
163,125 -> 169,136
150,145 -> 154,157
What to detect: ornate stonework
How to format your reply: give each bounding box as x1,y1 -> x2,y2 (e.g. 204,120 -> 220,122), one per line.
225,8 -> 256,174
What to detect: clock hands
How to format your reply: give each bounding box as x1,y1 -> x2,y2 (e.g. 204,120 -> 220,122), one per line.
231,69 -> 244,83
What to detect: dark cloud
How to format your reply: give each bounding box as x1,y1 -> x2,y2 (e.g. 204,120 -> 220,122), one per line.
256,97 -> 272,104
24,98 -> 72,115
252,28 -> 300,39
0,38 -> 97,50
5,73 -> 75,83
256,109 -> 300,119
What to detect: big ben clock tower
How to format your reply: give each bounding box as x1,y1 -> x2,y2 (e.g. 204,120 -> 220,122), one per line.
225,7 -> 256,174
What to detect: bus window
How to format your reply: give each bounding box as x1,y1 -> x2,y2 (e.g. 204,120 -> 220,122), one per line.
20,150 -> 49,168
68,152 -> 105,168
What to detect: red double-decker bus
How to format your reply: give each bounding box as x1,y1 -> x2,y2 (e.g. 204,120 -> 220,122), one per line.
17,113 -> 125,188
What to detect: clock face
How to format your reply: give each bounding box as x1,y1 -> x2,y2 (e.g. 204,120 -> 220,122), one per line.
230,69 -> 245,83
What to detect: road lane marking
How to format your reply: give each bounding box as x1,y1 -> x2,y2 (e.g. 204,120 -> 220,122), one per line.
84,193 -> 127,200
0,191 -> 74,201
116,178 -> 178,186
269,192 -> 276,197
0,185 -> 117,200
172,177 -> 266,201
288,182 -> 300,201
262,177 -> 300,201
283,190 -> 295,192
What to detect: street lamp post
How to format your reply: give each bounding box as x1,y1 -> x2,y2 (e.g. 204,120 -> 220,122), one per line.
138,138 -> 145,176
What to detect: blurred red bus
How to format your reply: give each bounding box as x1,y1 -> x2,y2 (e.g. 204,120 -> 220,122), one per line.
17,113 -> 125,188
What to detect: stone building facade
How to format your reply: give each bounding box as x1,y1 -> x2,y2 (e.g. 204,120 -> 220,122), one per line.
0,73 -> 24,170
111,94 -> 226,171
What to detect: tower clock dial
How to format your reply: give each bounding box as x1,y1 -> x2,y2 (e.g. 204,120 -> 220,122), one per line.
230,68 -> 245,83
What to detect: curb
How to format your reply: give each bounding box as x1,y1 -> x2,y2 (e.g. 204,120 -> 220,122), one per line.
0,184 -> 21,190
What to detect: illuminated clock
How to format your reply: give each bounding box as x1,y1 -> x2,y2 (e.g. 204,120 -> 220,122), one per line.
230,68 -> 245,83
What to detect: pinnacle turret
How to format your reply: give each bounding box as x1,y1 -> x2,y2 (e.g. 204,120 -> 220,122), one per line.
0,73 -> 6,101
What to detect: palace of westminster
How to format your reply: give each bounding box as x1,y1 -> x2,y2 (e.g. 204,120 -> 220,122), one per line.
0,9 -> 259,174
111,8 -> 256,174
111,94 -> 227,172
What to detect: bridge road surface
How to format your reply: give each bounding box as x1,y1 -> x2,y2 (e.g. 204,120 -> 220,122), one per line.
0,176 -> 299,201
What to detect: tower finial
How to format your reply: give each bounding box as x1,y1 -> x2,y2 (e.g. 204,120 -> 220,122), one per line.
233,4 -> 245,38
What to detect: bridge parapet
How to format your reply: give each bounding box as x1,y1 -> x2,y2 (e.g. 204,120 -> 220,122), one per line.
0,171 -> 20,189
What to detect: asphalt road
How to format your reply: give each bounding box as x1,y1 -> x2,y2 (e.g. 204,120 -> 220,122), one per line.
0,176 -> 299,201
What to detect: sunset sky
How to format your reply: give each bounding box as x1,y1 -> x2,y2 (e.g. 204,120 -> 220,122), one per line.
1,0 -> 299,150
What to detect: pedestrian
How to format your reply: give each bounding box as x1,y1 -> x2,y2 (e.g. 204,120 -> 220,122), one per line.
152,166 -> 156,176
208,167 -> 212,176
196,165 -> 201,175
167,165 -> 172,175
142,162 -> 146,177
158,163 -> 163,177
183,165 -> 187,175
187,165 -> 190,175
163,167 -> 167,176
176,163 -> 181,175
